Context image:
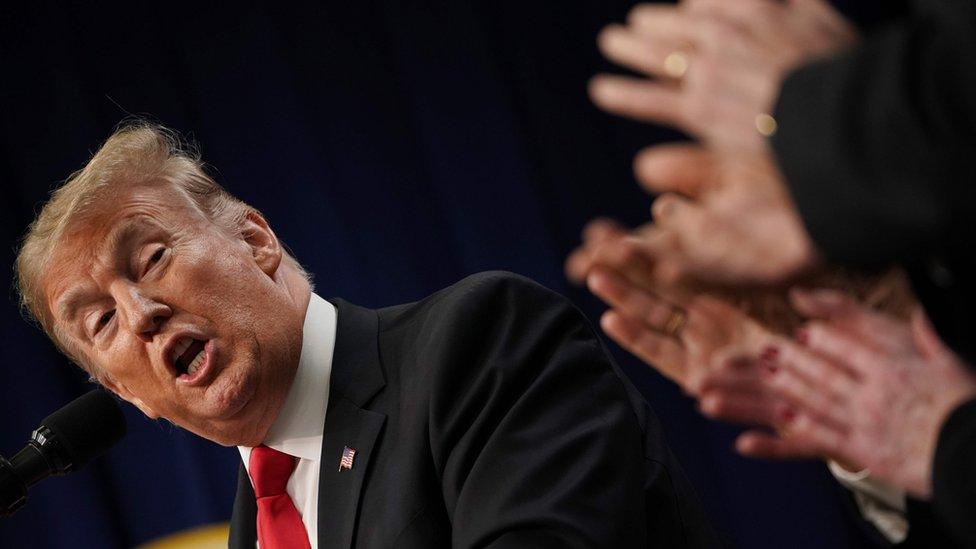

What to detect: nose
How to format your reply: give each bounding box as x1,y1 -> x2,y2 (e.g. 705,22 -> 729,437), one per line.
113,284 -> 172,341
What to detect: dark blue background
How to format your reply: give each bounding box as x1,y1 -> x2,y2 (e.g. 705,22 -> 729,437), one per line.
1,1 -> 898,547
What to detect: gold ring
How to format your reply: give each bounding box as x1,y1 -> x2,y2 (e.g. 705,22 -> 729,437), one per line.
755,113 -> 778,137
664,309 -> 687,337
663,51 -> 690,80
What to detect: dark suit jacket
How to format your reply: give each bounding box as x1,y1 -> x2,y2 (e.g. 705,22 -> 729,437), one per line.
228,272 -> 717,548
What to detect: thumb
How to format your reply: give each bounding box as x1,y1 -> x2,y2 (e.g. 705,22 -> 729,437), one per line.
635,143 -> 716,199
911,306 -> 949,360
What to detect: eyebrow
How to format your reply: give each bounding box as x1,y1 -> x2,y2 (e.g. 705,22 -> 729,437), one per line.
99,217 -> 156,263
56,287 -> 91,325
55,217 -> 158,324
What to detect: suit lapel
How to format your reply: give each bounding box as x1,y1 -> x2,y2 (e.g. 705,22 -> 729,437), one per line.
318,299 -> 387,549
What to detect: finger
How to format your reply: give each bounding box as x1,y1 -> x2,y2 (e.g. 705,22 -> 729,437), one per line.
792,287 -> 913,354
602,310 -> 687,383
567,219 -> 631,284
686,0 -> 782,32
786,411 -> 850,459
735,430 -> 824,460
798,321 -> 881,377
598,24 -> 687,80
626,225 -> 694,287
775,340 -> 859,398
565,246 -> 594,285
627,3 -> 699,44
690,340 -> 768,394
695,357 -> 765,395
587,267 -> 681,333
582,217 -> 627,245
789,287 -> 857,320
587,234 -> 662,294
699,389 -> 781,427
763,353 -> 852,429
651,193 -> 714,240
634,143 -> 716,198
589,75 -> 687,128
634,222 -> 658,239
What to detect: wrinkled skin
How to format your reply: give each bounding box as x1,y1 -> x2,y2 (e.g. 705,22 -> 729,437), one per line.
590,0 -> 857,155
743,291 -> 976,499
41,184 -> 311,446
582,0 -> 857,286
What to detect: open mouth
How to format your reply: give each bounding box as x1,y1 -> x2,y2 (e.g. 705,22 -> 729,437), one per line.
172,337 -> 207,377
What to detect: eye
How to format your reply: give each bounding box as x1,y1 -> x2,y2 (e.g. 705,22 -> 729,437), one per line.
94,310 -> 115,335
142,247 -> 166,276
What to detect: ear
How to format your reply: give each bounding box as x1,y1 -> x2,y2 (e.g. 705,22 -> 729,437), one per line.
100,376 -> 160,419
240,211 -> 282,277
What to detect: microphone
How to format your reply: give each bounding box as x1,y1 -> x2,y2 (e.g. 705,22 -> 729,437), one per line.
0,390 -> 127,517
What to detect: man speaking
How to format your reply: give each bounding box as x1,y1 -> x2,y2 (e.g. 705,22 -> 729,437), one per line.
13,123 -> 715,548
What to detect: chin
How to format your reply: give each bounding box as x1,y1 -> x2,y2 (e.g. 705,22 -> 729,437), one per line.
208,364 -> 258,419
179,366 -> 260,445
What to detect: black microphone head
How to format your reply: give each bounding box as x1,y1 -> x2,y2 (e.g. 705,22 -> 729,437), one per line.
37,390 -> 126,472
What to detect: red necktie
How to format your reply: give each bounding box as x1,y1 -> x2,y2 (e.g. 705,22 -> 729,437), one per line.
249,445 -> 312,549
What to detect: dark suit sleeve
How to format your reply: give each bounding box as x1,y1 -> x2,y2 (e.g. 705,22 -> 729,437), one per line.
897,498 -> 964,548
931,398 -> 976,546
424,273 -> 712,548
770,2 -> 976,268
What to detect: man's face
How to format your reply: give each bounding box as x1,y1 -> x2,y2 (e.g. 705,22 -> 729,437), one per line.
42,184 -> 304,445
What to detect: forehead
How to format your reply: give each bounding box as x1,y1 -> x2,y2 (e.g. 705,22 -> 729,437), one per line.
41,185 -> 208,313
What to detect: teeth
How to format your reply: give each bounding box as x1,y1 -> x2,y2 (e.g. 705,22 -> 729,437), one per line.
171,339 -> 192,363
186,350 -> 205,375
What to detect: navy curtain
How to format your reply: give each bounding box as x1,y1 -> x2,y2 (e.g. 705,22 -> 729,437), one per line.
1,1 -> 894,547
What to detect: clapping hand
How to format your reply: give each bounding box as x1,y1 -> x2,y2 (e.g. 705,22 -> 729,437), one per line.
736,291 -> 976,498
590,0 -> 856,155
566,219 -> 790,428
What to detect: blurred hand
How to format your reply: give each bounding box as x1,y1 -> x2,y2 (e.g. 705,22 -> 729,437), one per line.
566,220 -> 789,426
638,143 -> 820,285
738,290 -> 976,498
590,0 -> 857,155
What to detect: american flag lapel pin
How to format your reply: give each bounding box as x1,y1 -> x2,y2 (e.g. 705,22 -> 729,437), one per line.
339,446 -> 356,472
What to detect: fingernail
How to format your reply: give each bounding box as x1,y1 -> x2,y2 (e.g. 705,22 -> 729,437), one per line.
795,328 -> 809,345
759,346 -> 779,376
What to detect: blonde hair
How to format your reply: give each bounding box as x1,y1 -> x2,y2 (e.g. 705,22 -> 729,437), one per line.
14,120 -> 308,358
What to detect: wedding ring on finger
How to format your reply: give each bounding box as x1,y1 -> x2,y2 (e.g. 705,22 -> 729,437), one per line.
755,113 -> 778,137
663,51 -> 690,80
664,309 -> 687,337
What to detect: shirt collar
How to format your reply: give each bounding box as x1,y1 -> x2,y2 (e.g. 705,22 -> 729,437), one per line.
238,292 -> 336,465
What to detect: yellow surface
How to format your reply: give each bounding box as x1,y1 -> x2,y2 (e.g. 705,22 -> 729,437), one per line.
135,522 -> 229,549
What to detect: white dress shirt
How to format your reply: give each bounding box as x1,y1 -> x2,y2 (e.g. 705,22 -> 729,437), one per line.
238,293 -> 337,549
828,461 -> 908,543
